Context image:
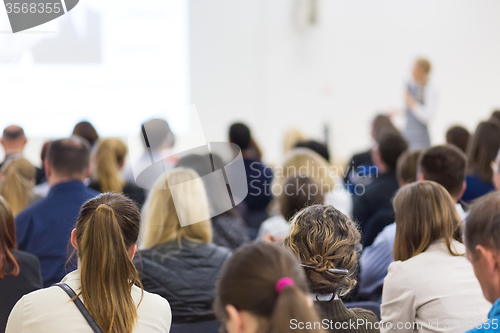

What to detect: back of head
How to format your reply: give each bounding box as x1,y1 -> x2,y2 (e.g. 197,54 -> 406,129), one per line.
285,205 -> 360,296
2,125 -> 25,142
418,144 -> 467,199
377,133 -> 408,171
47,137 -> 91,179
415,58 -> 432,74
141,118 -> 175,151
465,192 -> 500,268
141,168 -> 212,248
490,110 -> 500,127
276,148 -> 334,194
215,242 -> 325,333
446,125 -> 470,153
396,149 -> 423,185
229,122 -> 251,151
76,193 -> 141,333
0,196 -> 19,278
294,140 -> 330,163
0,158 -> 36,216
94,138 -> 127,193
393,181 -> 462,262
72,121 -> 99,147
283,128 -> 306,154
467,121 -> 500,182
279,175 -> 324,221
372,114 -> 399,143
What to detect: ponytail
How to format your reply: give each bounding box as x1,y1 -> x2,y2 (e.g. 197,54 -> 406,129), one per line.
76,194 -> 142,333
0,158 -> 35,216
94,139 -> 127,193
271,284 -> 325,333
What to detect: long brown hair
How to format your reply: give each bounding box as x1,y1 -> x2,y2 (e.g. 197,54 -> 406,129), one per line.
393,181 -> 462,262
467,121 -> 500,183
0,196 -> 19,278
285,205 -> 360,297
0,158 -> 36,216
93,138 -> 127,193
75,193 -> 142,333
215,242 -> 325,333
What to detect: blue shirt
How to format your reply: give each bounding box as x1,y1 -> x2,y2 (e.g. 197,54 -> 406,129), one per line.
462,175 -> 495,204
15,180 -> 99,287
468,298 -> 500,332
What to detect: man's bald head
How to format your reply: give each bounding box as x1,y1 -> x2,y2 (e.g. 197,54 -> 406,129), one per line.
1,125 -> 27,153
46,136 -> 91,178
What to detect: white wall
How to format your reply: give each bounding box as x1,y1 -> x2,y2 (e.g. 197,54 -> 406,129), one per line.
189,0 -> 500,165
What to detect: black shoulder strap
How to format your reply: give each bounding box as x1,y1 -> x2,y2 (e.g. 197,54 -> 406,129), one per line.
53,282 -> 103,333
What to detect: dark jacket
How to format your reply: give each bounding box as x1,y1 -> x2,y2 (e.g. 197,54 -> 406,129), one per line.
88,180 -> 146,209
134,239 -> 232,324
317,299 -> 379,333
212,212 -> 250,250
15,180 -> 99,287
0,250 -> 42,332
352,171 -> 399,234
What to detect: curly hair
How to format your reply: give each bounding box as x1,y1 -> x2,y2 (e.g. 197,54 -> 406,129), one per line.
285,205 -> 360,296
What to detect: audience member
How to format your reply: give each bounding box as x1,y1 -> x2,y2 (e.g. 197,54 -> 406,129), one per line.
344,115 -> 399,192
15,137 -> 99,287
123,118 -> 176,185
361,149 -> 423,248
275,148 -> 352,216
72,121 -> 99,147
0,196 -> 41,332
283,128 -> 306,154
360,144 -> 468,300
214,242 -> 325,333
464,192 -> 500,333
462,121 -> 500,203
135,168 -> 231,324
176,154 -> 250,250
380,181 -> 489,332
0,125 -> 44,185
404,58 -> 436,151
295,140 -> 330,163
0,158 -> 40,216
229,122 -> 273,235
35,140 -> 50,185
285,205 -> 379,332
352,132 -> 407,233
446,125 -> 470,153
6,193 -> 171,333
89,138 -> 146,208
258,175 -> 323,242
488,110 -> 500,127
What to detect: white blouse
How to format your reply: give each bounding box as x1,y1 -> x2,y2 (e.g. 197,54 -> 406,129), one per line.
381,240 -> 490,333
6,270 -> 172,333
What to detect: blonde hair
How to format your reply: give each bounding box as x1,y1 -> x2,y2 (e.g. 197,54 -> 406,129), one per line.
415,58 -> 431,74
141,168 -> 212,248
274,148 -> 335,194
93,138 -> 127,193
0,158 -> 35,216
76,193 -> 142,333
393,181 -> 462,262
283,128 -> 306,154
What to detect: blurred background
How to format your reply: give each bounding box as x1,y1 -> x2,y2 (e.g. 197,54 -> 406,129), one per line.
1,0 -> 499,166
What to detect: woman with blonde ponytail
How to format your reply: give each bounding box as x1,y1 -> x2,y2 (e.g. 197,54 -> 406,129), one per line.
6,193 -> 171,333
89,138 -> 146,208
215,242 -> 325,333
0,158 -> 40,216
